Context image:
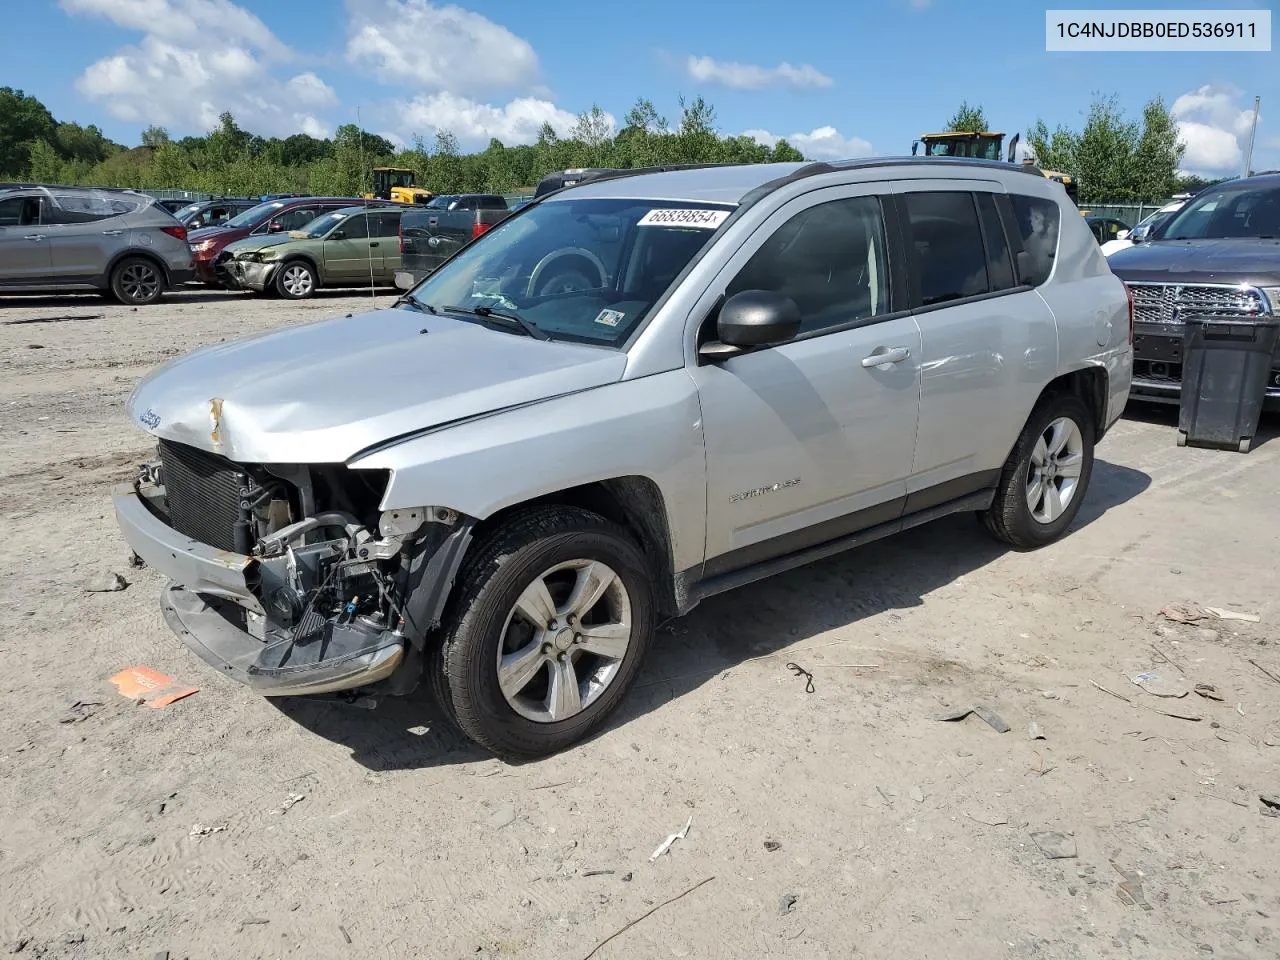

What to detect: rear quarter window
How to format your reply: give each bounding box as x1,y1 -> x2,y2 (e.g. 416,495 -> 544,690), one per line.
1008,195 -> 1060,286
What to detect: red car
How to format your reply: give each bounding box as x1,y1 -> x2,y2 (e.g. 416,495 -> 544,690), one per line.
188,197 -> 386,284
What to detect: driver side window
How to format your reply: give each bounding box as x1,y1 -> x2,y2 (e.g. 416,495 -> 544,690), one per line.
726,196 -> 890,336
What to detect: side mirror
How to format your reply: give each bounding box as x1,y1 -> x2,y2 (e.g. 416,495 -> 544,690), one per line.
267,221 -> 284,233
1129,225 -> 1149,244
700,290 -> 801,360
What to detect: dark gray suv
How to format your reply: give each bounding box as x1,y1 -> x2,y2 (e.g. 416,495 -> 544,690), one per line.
0,186 -> 195,305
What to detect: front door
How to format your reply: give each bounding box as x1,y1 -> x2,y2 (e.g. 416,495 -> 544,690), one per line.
690,187 -> 922,577
321,212 -> 374,283
0,194 -> 53,284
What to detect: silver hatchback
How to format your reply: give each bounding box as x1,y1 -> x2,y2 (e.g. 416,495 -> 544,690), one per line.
0,186 -> 195,305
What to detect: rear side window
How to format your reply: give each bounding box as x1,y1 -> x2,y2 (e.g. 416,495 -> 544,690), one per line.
1008,195 -> 1060,286
904,192 -> 988,305
0,196 -> 22,226
975,194 -> 1016,291
371,213 -> 400,237
47,192 -> 138,224
274,207 -> 318,231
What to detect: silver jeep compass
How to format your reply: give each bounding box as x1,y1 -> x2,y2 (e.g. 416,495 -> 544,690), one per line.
114,158 -> 1132,758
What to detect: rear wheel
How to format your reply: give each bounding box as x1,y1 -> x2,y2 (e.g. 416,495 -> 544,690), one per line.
275,260 -> 316,299
431,506 -> 655,759
110,257 -> 165,305
983,393 -> 1095,550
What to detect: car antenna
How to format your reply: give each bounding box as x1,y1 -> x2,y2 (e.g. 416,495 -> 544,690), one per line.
357,105 -> 377,300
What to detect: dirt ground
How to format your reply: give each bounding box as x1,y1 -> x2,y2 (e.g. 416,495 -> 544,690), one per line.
2,287 -> 1280,960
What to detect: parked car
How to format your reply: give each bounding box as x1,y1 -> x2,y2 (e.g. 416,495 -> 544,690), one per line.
114,158 -> 1131,758
173,198 -> 260,230
188,197 -> 383,284
394,194 -> 510,289
1100,200 -> 1186,256
219,205 -> 405,298
0,185 -> 193,304
1084,215 -> 1130,245
156,198 -> 195,214
1108,173 -> 1280,408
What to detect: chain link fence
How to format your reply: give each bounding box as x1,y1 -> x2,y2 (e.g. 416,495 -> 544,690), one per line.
1077,200 -> 1181,227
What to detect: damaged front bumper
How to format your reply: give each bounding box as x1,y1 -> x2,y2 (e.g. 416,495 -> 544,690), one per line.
221,258 -> 277,292
113,477 -> 467,698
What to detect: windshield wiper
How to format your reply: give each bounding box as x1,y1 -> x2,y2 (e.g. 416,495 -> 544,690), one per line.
394,293 -> 435,314
441,304 -> 549,340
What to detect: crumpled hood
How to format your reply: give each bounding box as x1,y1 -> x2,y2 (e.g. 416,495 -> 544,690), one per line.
128,307 -> 628,464
1108,238 -> 1280,286
223,234 -> 296,257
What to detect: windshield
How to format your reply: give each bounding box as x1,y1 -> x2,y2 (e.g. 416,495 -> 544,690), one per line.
425,195 -> 456,209
407,197 -> 734,346
225,200 -> 285,229
302,210 -> 349,238
174,202 -> 203,220
1158,184 -> 1280,240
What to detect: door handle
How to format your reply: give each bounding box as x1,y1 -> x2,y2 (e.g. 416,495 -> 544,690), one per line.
369,241 -> 379,247
428,217 -> 438,226
23,234 -> 45,242
101,229 -> 124,236
861,346 -> 911,368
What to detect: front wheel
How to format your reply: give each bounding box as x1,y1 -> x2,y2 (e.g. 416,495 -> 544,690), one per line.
983,393 -> 1095,550
432,506 -> 655,759
274,260 -> 316,299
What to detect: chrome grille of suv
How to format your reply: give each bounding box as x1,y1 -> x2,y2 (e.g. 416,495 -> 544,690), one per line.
1128,282 -> 1268,325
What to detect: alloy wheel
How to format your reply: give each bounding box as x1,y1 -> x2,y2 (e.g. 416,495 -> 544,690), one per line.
1026,416 -> 1084,523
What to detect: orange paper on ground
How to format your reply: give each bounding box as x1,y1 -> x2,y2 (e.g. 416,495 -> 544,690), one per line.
110,666 -> 199,708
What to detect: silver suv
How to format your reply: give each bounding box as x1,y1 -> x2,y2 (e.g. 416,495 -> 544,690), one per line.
0,186 -> 194,305
114,158 -> 1132,758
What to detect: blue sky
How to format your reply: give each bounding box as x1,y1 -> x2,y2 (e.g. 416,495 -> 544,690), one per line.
3,0 -> 1277,175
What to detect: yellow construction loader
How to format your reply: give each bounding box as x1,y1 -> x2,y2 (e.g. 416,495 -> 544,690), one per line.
365,167 -> 434,205
911,131 -> 1079,204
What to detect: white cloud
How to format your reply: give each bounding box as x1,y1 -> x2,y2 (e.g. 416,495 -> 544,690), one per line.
402,92 -> 614,147
287,72 -> 337,106
65,0 -> 336,137
745,126 -> 874,161
61,0 -> 289,59
346,0 -> 539,97
1171,85 -> 1259,174
686,55 -> 832,91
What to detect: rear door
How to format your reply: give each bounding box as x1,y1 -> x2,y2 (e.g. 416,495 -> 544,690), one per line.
894,183 -> 1058,504
0,194 -> 53,283
368,211 -> 402,280
321,212 -> 372,283
45,191 -> 136,281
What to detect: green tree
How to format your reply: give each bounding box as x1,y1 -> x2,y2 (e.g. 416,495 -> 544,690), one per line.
141,125 -> 170,149
1131,96 -> 1184,200
0,86 -> 56,175
771,138 -> 805,162
945,101 -> 988,133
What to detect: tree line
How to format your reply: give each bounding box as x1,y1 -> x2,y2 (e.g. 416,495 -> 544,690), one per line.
2,85 -> 1218,203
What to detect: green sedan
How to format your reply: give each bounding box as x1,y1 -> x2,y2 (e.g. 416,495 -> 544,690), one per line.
219,205 -> 404,299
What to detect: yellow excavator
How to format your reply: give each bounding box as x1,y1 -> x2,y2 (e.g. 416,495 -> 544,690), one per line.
364,167 -> 434,205
911,132 -> 1079,205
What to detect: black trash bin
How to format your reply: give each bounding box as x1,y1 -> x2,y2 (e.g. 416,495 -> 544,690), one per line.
1178,316 -> 1280,453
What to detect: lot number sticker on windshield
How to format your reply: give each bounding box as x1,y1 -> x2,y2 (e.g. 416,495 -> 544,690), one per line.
637,208 -> 729,229
594,308 -> 626,327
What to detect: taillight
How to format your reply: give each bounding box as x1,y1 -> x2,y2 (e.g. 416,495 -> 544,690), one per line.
160,224 -> 187,242
472,220 -> 492,240
398,219 -> 404,254
1124,283 -> 1135,344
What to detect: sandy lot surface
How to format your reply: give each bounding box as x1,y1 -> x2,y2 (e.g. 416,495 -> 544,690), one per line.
2,287 -> 1279,960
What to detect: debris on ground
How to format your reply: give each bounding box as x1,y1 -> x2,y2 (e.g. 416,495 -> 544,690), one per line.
1112,860 -> 1153,911
59,700 -> 104,724
580,876 -> 715,960
966,809 -> 1008,826
785,662 -> 815,693
763,839 -> 782,852
84,571 -> 128,593
1202,606 -> 1260,623
1260,795 -> 1280,818
936,705 -> 1010,733
1160,602 -> 1260,624
1028,721 -> 1046,741
279,793 -> 305,814
127,552 -> 146,569
1194,684 -> 1226,702
487,805 -> 517,829
339,926 -> 352,945
1130,672 -> 1189,698
110,666 -> 199,709
648,815 -> 692,861
582,869 -> 615,877
189,823 -> 227,838
1248,659 -> 1280,686
1030,831 -> 1078,859
909,786 -> 925,803
778,893 -> 798,916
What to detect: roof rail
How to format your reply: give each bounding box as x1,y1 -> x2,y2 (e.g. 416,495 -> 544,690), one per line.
533,163 -> 736,198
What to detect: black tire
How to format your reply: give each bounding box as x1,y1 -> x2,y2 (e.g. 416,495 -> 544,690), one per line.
432,506 -> 655,760
274,260 -> 317,299
110,256 -> 166,305
982,392 -> 1095,550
